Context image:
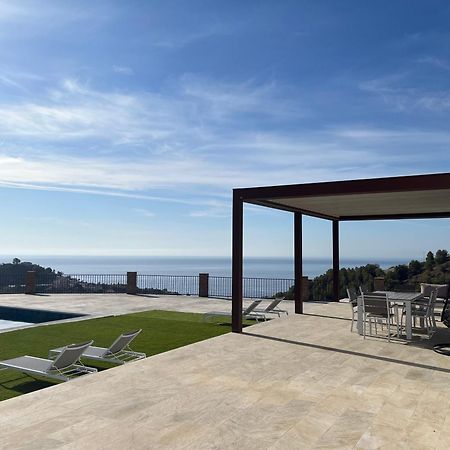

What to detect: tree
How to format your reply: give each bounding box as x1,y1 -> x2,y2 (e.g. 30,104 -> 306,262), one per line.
435,249 -> 449,265
408,259 -> 423,276
425,251 -> 435,270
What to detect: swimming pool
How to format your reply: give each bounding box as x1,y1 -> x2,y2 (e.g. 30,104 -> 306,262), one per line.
0,306 -> 86,331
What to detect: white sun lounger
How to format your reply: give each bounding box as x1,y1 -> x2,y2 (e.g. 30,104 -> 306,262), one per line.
254,298 -> 288,317
0,341 -> 97,382
203,299 -> 267,322
49,329 -> 145,365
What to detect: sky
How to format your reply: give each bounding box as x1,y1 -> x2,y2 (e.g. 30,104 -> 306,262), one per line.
0,0 -> 449,261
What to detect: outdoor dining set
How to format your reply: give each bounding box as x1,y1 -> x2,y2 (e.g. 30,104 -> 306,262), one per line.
347,283 -> 449,342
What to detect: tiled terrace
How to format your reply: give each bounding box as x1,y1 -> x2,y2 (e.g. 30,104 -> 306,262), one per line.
0,296 -> 449,449
0,293 -> 248,319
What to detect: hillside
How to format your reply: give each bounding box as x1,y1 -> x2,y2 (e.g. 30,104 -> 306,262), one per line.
279,249 -> 450,301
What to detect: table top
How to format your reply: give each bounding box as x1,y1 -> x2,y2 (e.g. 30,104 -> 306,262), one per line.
372,291 -> 423,302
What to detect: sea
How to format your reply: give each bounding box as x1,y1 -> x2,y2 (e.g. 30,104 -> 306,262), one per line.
0,256 -> 407,279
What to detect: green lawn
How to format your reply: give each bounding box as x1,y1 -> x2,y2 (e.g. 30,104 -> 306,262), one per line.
0,310 -> 242,402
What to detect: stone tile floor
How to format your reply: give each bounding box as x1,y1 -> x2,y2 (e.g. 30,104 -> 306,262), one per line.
0,297 -> 449,449
0,293 -> 262,332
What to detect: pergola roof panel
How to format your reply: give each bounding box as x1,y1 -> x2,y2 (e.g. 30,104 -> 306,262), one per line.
270,189 -> 450,220
237,173 -> 450,221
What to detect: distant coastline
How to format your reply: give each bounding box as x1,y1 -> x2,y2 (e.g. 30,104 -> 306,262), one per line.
0,255 -> 408,279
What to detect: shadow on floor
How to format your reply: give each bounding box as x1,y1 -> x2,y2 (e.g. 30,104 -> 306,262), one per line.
0,365 -> 110,397
303,312 -> 351,322
243,331 -> 450,374
0,374 -> 55,395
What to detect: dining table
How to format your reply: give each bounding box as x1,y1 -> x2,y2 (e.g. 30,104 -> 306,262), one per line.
357,290 -> 424,340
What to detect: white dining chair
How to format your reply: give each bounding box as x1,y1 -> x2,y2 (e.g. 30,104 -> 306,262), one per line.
401,288 -> 438,337
361,293 -> 397,342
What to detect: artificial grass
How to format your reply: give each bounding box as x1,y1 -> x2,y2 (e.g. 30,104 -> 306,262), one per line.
0,310 -> 240,402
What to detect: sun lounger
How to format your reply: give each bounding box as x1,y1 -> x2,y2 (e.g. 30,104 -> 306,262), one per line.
203,299 -> 267,322
254,298 -> 288,317
49,330 -> 145,365
0,341 -> 97,382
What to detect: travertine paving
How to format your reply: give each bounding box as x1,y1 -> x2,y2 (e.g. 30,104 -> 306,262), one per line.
0,293 -> 277,319
0,300 -> 449,449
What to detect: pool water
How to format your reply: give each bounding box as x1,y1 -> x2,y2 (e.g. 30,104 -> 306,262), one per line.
0,306 -> 86,332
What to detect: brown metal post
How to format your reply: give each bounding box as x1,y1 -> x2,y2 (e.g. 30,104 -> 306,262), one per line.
199,273 -> 209,297
232,191 -> 243,333
294,212 -> 303,314
25,271 -> 36,295
127,271 -> 137,295
332,220 -> 340,301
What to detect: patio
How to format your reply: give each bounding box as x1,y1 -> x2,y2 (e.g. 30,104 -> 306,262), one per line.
0,299 -> 449,449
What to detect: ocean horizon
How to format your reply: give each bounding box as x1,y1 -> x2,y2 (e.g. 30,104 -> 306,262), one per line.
0,255 -> 409,279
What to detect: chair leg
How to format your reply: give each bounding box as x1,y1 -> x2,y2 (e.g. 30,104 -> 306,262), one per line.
363,314 -> 366,339
400,313 -> 404,337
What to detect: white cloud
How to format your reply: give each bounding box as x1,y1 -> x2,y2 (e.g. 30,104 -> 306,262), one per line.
416,56 -> 450,72
0,74 -> 447,204
133,208 -> 155,217
113,66 -> 134,75
359,73 -> 450,112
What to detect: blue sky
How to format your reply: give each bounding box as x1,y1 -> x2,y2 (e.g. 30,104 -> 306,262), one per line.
0,0 -> 449,260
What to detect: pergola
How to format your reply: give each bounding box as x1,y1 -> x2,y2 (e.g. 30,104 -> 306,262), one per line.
232,172 -> 450,333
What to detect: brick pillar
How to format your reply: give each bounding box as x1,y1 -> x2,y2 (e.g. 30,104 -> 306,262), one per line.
127,272 -> 137,295
25,271 -> 36,295
374,277 -> 385,291
199,273 -> 209,297
301,276 -> 309,301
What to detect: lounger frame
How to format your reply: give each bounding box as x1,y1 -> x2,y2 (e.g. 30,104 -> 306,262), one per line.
0,341 -> 97,382
49,330 -> 146,365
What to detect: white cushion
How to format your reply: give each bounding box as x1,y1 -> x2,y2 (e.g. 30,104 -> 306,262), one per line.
420,283 -> 449,299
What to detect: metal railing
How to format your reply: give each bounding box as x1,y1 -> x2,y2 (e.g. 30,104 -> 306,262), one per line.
137,274 -> 199,296
36,274 -> 127,294
209,276 -> 294,299
0,274 -> 26,294
209,276 -> 232,298
0,272 -> 295,299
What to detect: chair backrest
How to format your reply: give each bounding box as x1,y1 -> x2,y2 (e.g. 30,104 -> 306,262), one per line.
359,285 -> 369,295
264,298 -> 284,312
243,299 -> 262,315
347,287 -> 358,305
442,283 -> 450,326
361,293 -> 389,316
426,288 -> 438,314
51,340 -> 94,370
108,329 -> 142,354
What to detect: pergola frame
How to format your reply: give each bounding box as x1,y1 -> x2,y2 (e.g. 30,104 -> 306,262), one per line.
232,172 -> 450,333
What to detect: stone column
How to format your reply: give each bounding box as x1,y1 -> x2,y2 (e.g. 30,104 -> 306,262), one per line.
301,276 -> 309,301
199,273 -> 209,297
25,271 -> 36,295
374,277 -> 385,291
127,272 -> 137,295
